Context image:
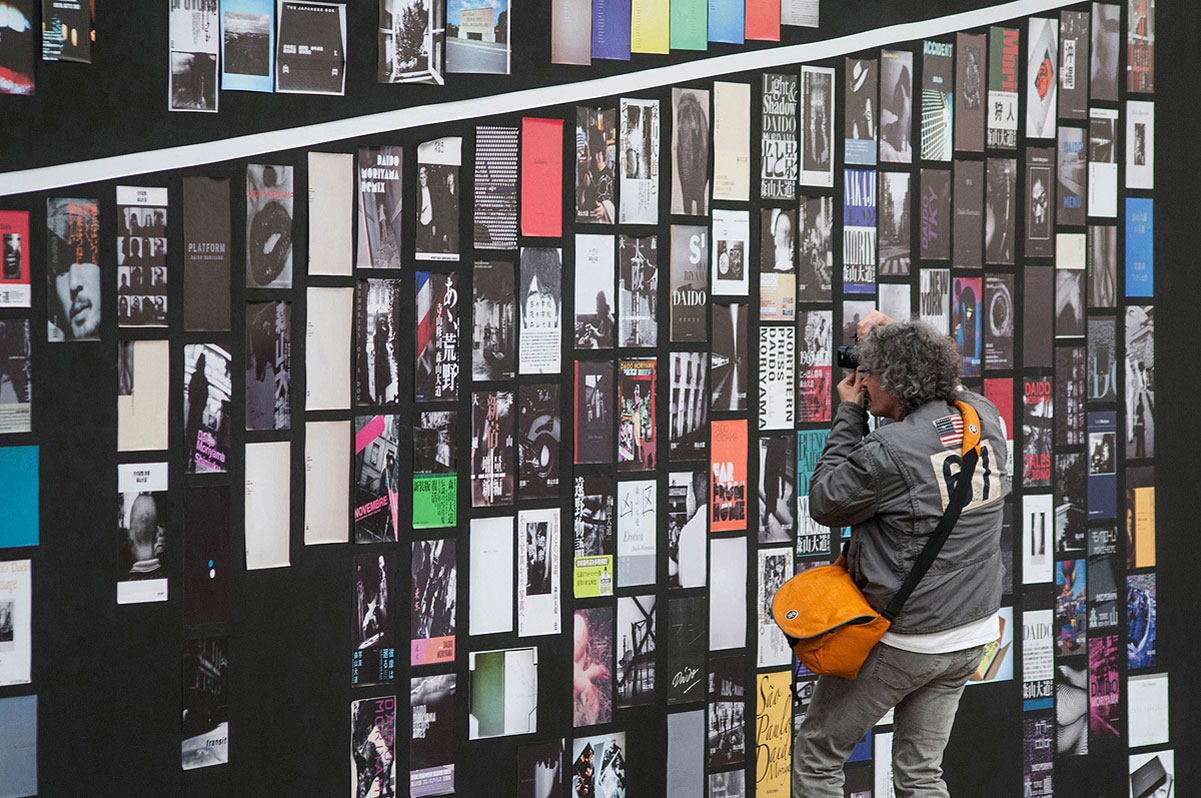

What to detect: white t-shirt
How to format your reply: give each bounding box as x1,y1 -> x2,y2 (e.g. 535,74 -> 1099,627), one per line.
880,611 -> 1000,655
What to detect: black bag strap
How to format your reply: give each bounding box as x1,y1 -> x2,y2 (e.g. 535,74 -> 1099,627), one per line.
881,446 -> 979,622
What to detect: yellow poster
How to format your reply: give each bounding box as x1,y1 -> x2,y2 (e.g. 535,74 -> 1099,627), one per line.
1134,485 -> 1155,567
756,669 -> 792,797
631,0 -> 670,54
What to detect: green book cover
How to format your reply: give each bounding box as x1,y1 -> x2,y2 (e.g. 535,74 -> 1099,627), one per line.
413,474 -> 456,529
670,0 -> 707,51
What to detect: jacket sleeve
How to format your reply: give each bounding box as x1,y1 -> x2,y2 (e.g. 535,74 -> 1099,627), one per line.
808,402 -> 882,527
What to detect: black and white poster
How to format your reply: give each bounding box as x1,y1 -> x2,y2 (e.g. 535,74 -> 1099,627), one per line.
415,270 -> 460,402
1059,10 -> 1089,119
620,97 -> 660,224
708,654 -> 746,768
1087,318 -> 1117,403
517,740 -> 563,798
667,596 -> 705,705
1055,347 -> 1086,449
245,300 -> 291,431
471,390 -> 515,507
170,0 -> 219,112
472,260 -> 516,381
116,186 -> 168,328
577,107 -> 616,224
878,172 -> 910,277
711,302 -> 747,412
117,462 -> 170,605
357,145 -> 404,270
184,344 -> 232,474
759,435 -> 794,544
518,384 -> 561,501
1088,108 -> 1118,218
918,269 -> 951,335
797,196 -> 833,301
618,234 -> 657,348
46,197 -> 101,341
1024,147 -> 1056,259
985,157 -> 1017,265
416,137 -> 462,261
353,414 -> 401,542
800,66 -> 834,187
758,325 -> 795,429
1088,225 -> 1117,308
1090,3 -> 1119,102
352,552 -> 396,685
351,696 -> 397,798
379,0 -> 444,84
182,636 -> 229,769
517,508 -> 561,637
1055,237 -> 1085,339
761,73 -> 798,198
409,676 -> 457,797
574,235 -> 615,349
616,595 -> 655,707
1125,305 -> 1154,460
669,352 -> 707,461
921,39 -> 954,162
711,209 -> 749,296
0,320 -> 31,434
1054,453 -> 1086,554
276,1 -> 347,95
667,470 -> 707,589
984,274 -> 1015,370
519,247 -> 563,375
474,126 -> 519,250
356,278 -> 402,405
760,208 -> 796,322
245,164 -> 293,288
880,49 -> 913,163
844,58 -> 877,165
574,360 -> 614,465
671,88 -> 710,215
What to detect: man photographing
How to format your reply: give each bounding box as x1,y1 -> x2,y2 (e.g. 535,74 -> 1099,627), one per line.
793,311 -> 1008,797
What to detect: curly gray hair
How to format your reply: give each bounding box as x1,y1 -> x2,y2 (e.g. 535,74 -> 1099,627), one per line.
858,321 -> 961,415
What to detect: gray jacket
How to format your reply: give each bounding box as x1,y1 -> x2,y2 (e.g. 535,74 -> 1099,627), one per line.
808,389 -> 1008,634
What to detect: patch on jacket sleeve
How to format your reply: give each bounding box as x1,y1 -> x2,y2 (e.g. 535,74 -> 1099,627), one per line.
933,414 -> 964,449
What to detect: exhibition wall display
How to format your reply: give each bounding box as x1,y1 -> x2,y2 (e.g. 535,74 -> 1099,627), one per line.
0,0 -> 1183,796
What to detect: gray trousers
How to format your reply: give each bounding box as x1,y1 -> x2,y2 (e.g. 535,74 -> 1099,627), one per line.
792,642 -> 985,798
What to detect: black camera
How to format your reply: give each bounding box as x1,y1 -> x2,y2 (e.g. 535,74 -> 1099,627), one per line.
837,344 -> 860,370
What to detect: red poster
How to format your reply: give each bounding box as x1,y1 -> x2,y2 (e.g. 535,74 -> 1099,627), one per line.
0,211 -> 31,308
521,117 -> 564,238
744,0 -> 780,41
711,419 -> 748,532
983,377 -> 1014,444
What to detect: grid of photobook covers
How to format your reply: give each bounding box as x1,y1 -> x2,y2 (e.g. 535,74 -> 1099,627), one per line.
0,3 -> 1170,798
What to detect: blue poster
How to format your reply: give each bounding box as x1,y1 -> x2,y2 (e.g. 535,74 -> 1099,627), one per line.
707,0 -> 744,44
1125,198 -> 1153,298
0,446 -> 37,549
592,0 -> 631,60
220,0 -> 275,92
